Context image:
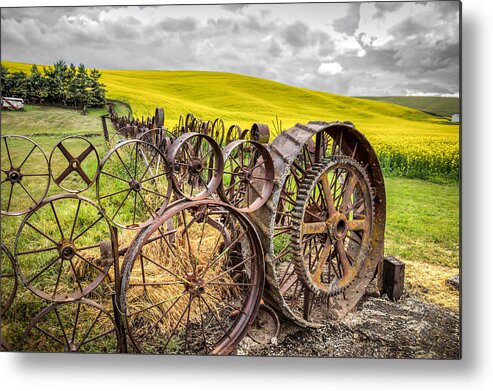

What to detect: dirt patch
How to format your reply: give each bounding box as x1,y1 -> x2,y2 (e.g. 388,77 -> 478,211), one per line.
237,289 -> 460,359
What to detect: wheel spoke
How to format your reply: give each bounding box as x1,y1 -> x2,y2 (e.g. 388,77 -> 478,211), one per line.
346,219 -> 368,232
18,145 -> 37,170
335,239 -> 350,276
26,256 -> 61,285
319,174 -> 337,216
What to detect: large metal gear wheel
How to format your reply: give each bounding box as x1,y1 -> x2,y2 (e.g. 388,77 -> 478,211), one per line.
249,121 -> 386,327
291,156 -> 373,299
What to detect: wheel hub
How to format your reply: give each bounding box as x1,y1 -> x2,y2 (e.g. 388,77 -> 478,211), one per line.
327,213 -> 348,241
6,168 -> 23,184
59,241 -> 77,260
183,272 -> 205,297
129,179 -> 142,192
70,159 -> 80,170
241,168 -> 253,182
190,159 -> 203,173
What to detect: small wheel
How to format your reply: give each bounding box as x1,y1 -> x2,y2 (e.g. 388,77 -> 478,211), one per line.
137,128 -> 174,152
211,118 -> 225,146
192,117 -> 202,132
167,132 -> 224,200
1,135 -> 50,216
14,194 -> 113,302
49,136 -> 100,193
247,304 -> 280,345
292,156 -> 373,298
22,298 -> 121,353
240,129 -> 250,140
218,140 -> 274,212
118,125 -> 139,139
226,125 -> 242,144
185,113 -> 195,131
176,115 -> 185,135
1,243 -> 17,316
120,199 -> 264,355
250,123 -> 270,144
200,120 -> 213,136
97,140 -> 172,229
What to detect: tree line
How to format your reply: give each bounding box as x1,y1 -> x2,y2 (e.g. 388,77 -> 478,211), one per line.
1,60 -> 106,111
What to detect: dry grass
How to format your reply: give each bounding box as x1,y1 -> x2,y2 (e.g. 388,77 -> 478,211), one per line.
121,215 -> 241,336
403,259 -> 459,312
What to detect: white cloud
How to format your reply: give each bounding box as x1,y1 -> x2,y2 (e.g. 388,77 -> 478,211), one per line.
318,62 -> 343,75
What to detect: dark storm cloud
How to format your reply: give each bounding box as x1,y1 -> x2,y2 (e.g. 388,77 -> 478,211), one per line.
220,4 -> 248,14
0,3 -> 459,97
282,21 -> 309,49
333,3 -> 361,36
373,3 -> 405,19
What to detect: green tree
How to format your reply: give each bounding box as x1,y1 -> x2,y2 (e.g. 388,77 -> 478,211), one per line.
27,64 -> 47,103
9,71 -> 28,100
0,64 -> 11,96
88,68 -> 106,107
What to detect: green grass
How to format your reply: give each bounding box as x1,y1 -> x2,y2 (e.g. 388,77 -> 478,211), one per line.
359,96 -> 460,118
3,60 -> 459,182
385,177 -> 459,268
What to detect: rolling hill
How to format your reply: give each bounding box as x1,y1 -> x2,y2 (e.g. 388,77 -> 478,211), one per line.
358,96 -> 460,118
2,61 -> 459,181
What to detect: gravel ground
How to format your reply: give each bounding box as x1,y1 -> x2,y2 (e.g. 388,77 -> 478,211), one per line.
236,289 -> 460,359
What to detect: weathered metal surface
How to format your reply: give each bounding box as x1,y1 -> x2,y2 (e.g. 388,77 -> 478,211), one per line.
381,256 -> 405,301
248,303 -> 280,345
249,121 -> 386,327
21,298 -> 122,352
1,243 -> 17,316
96,139 -> 172,229
14,194 -> 113,302
218,140 -> 274,212
167,132 -> 224,200
49,136 -> 100,193
119,198 -> 265,355
1,135 -> 51,216
250,123 -> 270,144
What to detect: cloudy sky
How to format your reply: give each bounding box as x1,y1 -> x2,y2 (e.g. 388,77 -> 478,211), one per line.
1,1 -> 460,96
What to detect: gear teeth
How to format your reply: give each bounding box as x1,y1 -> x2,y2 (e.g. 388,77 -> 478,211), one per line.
290,154 -> 375,300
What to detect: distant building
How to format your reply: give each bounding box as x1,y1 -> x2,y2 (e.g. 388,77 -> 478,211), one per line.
1,97 -> 24,110
451,114 -> 460,123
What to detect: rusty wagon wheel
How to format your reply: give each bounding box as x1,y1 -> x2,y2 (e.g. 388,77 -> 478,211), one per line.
1,135 -> 50,216
291,156 -> 373,308
185,113 -> 195,132
218,140 -> 274,213
167,132 -> 224,200
1,243 -> 17,316
226,124 -> 242,144
22,298 -> 121,353
249,122 -> 386,327
119,199 -> 264,355
49,136 -> 100,193
14,194 -> 113,302
247,303 -> 280,345
137,127 -> 175,152
97,139 -> 172,229
211,118 -> 225,146
250,123 -> 270,144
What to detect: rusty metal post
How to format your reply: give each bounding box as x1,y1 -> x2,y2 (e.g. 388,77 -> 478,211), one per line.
381,256 -> 405,301
101,115 -> 110,142
110,226 -> 127,352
